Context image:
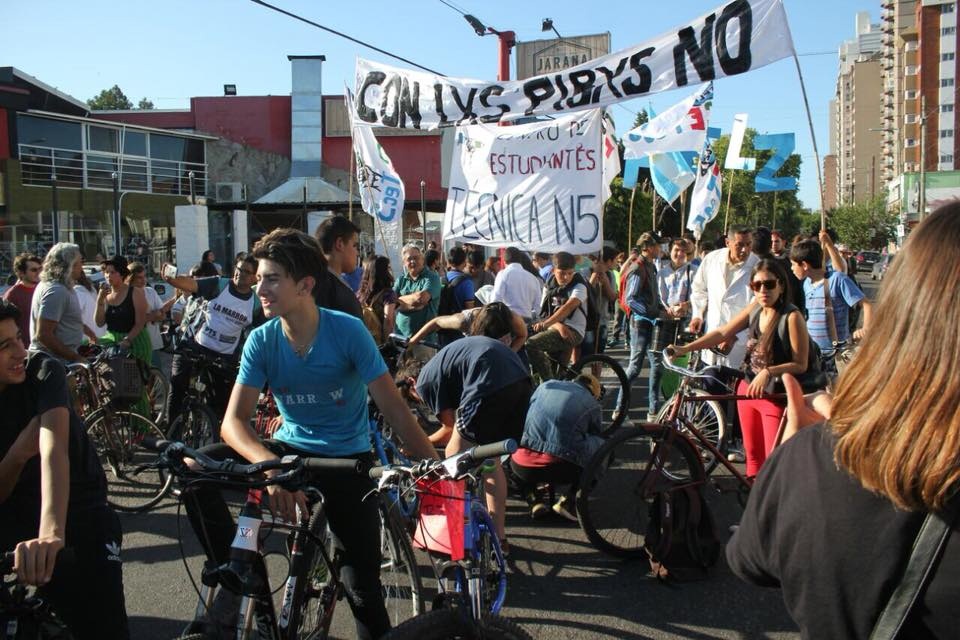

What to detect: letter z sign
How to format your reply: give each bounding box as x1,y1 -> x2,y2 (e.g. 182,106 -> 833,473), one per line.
753,132 -> 797,193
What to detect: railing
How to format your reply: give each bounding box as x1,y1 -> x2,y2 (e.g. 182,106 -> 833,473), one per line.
17,144 -> 207,197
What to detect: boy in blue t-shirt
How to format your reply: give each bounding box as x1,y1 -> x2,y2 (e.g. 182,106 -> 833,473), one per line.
183,229 -> 436,639
790,239 -> 872,353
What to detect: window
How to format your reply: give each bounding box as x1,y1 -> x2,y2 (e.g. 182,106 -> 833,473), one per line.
87,126 -> 119,153
906,138 -> 918,147
943,104 -> 956,113
943,26 -> 957,35
941,129 -> 955,138
942,78 -> 956,87
123,131 -> 147,157
16,114 -> 81,150
942,3 -> 955,13
944,52 -> 956,62
905,65 -> 918,75
906,89 -> 918,99
941,154 -> 955,163
905,114 -> 918,123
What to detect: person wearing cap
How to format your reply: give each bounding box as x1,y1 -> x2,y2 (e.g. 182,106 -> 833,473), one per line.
95,255 -> 151,415
510,373 -> 604,521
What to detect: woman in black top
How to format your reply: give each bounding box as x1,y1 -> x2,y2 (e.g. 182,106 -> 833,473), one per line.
727,203 -> 960,638
670,258 -> 810,477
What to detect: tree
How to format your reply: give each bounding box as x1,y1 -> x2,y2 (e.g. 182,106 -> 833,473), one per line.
137,98 -> 155,110
826,196 -> 897,249
604,176 -> 653,252
87,85 -> 133,110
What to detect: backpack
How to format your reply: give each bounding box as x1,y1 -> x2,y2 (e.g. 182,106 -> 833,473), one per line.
644,485 -> 721,581
437,273 -> 469,317
748,303 -> 824,392
617,258 -> 654,318
540,272 -> 600,331
361,290 -> 387,346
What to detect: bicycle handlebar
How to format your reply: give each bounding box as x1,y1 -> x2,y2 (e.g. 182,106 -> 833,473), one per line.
2,548 -> 75,576
369,438 -> 517,481
660,348 -> 743,383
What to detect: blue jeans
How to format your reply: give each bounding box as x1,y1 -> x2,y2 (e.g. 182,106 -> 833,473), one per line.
618,317 -> 655,412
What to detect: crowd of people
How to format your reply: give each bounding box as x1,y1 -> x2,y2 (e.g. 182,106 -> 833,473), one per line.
3,199 -> 958,639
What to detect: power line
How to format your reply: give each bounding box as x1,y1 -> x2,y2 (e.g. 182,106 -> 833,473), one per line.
437,0 -> 469,16
248,0 -> 444,75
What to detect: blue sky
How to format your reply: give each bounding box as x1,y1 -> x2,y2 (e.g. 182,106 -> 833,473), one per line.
4,0 -> 880,210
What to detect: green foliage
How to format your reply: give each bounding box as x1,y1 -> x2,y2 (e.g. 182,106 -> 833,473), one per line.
826,196 -> 897,249
137,98 -> 155,110
603,176 -> 653,252
87,85 -> 133,110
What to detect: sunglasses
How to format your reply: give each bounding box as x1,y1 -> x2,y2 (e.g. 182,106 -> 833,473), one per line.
750,279 -> 779,292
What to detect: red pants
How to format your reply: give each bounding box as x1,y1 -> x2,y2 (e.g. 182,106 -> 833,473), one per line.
736,379 -> 786,478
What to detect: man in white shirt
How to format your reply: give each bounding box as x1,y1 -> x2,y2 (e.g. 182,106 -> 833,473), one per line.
689,226 -> 758,368
491,247 -> 542,321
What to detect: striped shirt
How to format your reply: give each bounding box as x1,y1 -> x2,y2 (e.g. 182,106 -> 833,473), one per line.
803,273 -> 864,350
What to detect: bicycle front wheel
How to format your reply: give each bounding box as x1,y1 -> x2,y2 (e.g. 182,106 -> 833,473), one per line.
146,366 -> 170,426
382,610 -> 533,640
167,404 -> 218,449
379,497 -> 425,625
568,354 -> 630,436
656,389 -> 727,475
86,409 -> 172,512
576,425 -> 704,558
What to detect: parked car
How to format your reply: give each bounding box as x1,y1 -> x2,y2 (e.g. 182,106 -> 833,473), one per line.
856,250 -> 881,270
871,254 -> 895,281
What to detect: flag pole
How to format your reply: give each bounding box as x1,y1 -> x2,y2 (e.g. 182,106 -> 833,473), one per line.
348,146 -> 355,221
652,191 -> 658,233
786,38 -> 826,229
723,170 -> 735,235
772,191 -> 778,229
627,185 -> 637,248
679,189 -> 687,238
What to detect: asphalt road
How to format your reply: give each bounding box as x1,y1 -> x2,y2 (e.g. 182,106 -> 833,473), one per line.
121,276 -> 879,639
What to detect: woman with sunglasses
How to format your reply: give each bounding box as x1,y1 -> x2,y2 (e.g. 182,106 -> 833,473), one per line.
669,259 -> 810,478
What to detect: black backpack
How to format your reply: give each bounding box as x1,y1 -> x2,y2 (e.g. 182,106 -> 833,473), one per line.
540,272 -> 600,332
748,303 -> 825,392
437,272 -> 469,317
645,485 -> 721,581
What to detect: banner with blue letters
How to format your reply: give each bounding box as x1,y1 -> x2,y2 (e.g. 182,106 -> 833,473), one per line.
353,0 -> 793,130
443,110 -> 604,253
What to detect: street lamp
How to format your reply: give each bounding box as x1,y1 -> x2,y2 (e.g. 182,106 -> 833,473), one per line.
541,18 -> 562,39
462,14 -> 515,81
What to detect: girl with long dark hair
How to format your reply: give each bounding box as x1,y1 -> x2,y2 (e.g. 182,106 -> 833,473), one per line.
357,255 -> 397,341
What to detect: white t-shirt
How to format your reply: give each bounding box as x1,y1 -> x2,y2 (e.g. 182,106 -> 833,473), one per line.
143,286 -> 165,351
540,281 -> 588,337
74,284 -> 107,341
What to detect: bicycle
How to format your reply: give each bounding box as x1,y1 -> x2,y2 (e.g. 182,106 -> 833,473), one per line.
1,551 -> 74,640
145,364 -> 170,426
165,350 -> 238,449
371,441 -> 516,617
143,438 -> 423,639
67,345 -> 171,512
576,349 -> 759,558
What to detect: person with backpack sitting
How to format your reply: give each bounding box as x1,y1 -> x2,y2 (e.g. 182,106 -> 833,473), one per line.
668,259 -> 812,478
526,252 -> 589,383
435,247 -> 475,346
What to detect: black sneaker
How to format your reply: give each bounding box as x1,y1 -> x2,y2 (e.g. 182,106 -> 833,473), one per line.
552,496 -> 578,523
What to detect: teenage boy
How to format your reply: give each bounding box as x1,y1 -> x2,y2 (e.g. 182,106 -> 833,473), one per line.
183,229 -> 437,640
790,239 -> 871,363
313,215 -> 364,319
527,252 -> 588,383
2,252 -> 41,348
619,233 -> 662,420
0,300 -> 129,639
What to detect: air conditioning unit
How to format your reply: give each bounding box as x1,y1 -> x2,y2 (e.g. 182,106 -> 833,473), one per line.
216,182 -> 246,202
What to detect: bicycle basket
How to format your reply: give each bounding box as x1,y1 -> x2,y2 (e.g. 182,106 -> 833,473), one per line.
412,478 -> 465,561
105,355 -> 145,405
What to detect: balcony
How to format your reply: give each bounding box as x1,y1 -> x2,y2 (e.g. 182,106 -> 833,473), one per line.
18,143 -> 207,196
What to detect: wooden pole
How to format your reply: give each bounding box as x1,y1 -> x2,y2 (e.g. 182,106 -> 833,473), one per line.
652,191 -> 658,233
723,170 -> 735,234
348,146 -> 355,221
791,50 -> 826,230
772,191 -> 778,229
627,185 -> 637,248
679,189 -> 687,238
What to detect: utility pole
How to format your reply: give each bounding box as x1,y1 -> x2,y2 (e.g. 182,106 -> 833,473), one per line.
463,15 -> 515,81
919,94 -> 927,220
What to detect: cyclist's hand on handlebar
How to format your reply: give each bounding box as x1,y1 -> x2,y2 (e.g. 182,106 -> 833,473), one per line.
265,484 -> 309,524
665,344 -> 685,358
852,328 -> 866,342
14,535 -> 64,585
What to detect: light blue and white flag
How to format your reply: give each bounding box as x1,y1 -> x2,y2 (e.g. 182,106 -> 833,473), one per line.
346,86 -> 404,273
687,131 -> 723,239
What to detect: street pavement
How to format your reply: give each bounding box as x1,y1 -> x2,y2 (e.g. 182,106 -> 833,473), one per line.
121,277 -> 878,639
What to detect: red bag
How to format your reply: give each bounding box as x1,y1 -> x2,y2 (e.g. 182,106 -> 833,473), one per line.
412,478 -> 466,561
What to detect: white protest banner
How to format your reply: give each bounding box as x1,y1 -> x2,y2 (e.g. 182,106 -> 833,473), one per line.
354,0 -> 793,130
687,137 -> 723,238
346,89 -> 405,273
724,113 -> 756,170
444,110 -> 603,254
623,83 -> 713,158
